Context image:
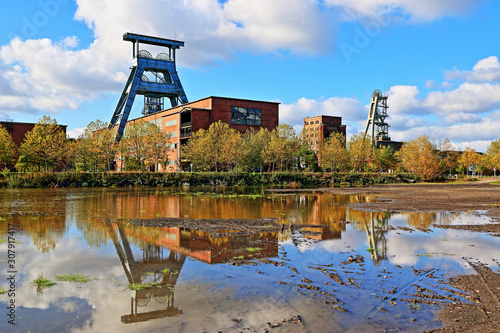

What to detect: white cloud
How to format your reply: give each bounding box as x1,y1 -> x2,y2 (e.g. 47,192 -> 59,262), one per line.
425,80 -> 435,89
67,127 -> 85,139
423,83 -> 500,115
324,0 -> 481,21
1,0 -> 336,115
279,96 -> 366,134
445,56 -> 500,83
386,85 -> 421,114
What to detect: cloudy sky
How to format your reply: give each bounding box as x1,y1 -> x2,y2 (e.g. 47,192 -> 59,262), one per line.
0,0 -> 499,151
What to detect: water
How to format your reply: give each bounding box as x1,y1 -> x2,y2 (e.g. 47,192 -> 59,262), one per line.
0,187 -> 499,332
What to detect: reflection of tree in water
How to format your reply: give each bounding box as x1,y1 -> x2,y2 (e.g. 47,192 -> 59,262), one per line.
404,212 -> 438,229
404,211 -> 462,229
106,223 -> 185,324
4,214 -> 66,253
349,210 -> 392,265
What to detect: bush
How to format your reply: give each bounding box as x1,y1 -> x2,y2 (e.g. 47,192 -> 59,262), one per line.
0,171 -> 418,189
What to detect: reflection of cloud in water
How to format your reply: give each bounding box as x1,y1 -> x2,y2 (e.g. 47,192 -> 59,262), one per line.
387,229 -> 500,269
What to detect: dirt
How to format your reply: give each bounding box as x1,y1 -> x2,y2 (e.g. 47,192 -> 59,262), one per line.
109,216 -> 283,237
425,260 -> 500,333
322,179 -> 500,219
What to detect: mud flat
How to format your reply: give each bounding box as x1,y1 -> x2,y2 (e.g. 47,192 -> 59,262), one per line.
114,217 -> 282,237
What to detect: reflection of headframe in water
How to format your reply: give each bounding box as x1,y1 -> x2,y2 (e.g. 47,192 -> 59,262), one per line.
364,212 -> 388,265
106,223 -> 185,324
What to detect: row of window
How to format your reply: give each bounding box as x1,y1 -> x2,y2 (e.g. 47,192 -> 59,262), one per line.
231,106 -> 262,126
304,120 -> 320,125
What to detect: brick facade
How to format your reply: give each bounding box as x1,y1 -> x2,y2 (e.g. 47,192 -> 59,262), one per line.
303,115 -> 346,154
0,121 -> 67,147
116,96 -> 279,172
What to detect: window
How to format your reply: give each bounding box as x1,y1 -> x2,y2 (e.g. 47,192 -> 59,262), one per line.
164,119 -> 177,127
231,107 -> 262,126
166,131 -> 177,138
148,118 -> 163,129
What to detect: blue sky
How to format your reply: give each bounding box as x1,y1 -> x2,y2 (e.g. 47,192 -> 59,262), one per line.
1,0 -> 499,151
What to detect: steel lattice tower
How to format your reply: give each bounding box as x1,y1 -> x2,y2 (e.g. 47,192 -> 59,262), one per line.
363,89 -> 390,146
109,32 -> 188,141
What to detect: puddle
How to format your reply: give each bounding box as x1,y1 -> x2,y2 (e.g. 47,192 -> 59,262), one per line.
0,187 -> 499,332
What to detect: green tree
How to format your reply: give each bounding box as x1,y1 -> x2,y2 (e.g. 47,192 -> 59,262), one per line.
237,128 -> 270,171
437,138 -> 459,176
377,145 -> 397,172
396,135 -> 439,181
347,133 -> 372,172
262,124 -> 300,171
458,146 -> 481,176
120,121 -> 171,171
16,116 -> 67,171
182,121 -> 242,171
486,139 -> 500,173
295,142 -> 318,171
319,132 -> 348,172
75,120 -> 117,171
0,124 -> 17,168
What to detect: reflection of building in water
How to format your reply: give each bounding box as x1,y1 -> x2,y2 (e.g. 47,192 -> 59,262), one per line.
107,221 -> 280,324
107,223 -> 184,324
122,224 -> 279,264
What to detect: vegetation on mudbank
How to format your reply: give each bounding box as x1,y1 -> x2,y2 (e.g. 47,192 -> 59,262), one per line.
0,171 -> 419,189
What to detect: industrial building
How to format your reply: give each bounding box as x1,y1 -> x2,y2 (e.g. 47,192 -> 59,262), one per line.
0,120 -> 67,146
303,115 -> 347,154
115,96 -> 279,172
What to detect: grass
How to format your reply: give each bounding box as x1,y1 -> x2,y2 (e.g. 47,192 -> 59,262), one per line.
246,247 -> 262,253
128,282 -> 160,291
366,248 -> 379,253
0,287 -> 4,294
32,274 -> 56,289
55,273 -> 98,283
490,181 -> 500,186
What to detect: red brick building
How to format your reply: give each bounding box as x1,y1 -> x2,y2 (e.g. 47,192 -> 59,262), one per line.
0,120 -> 67,146
303,115 -> 346,154
117,96 -> 279,171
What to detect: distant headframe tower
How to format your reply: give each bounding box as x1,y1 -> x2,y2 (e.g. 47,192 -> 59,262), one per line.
364,89 -> 389,144
109,32 -> 188,140
363,89 -> 402,151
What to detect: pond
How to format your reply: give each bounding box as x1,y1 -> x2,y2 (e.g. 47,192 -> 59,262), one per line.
0,187 -> 499,332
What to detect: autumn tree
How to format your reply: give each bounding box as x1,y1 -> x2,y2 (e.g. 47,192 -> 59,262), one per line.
182,121 -> 242,171
75,120 -> 117,171
0,124 -> 17,168
16,116 -> 67,171
437,138 -> 459,176
319,132 -> 348,172
237,128 -> 270,171
396,135 -> 439,181
147,126 -> 173,172
262,124 -> 301,171
182,128 -> 213,171
119,121 -> 171,171
458,146 -> 481,176
486,139 -> 500,172
347,133 -> 372,172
